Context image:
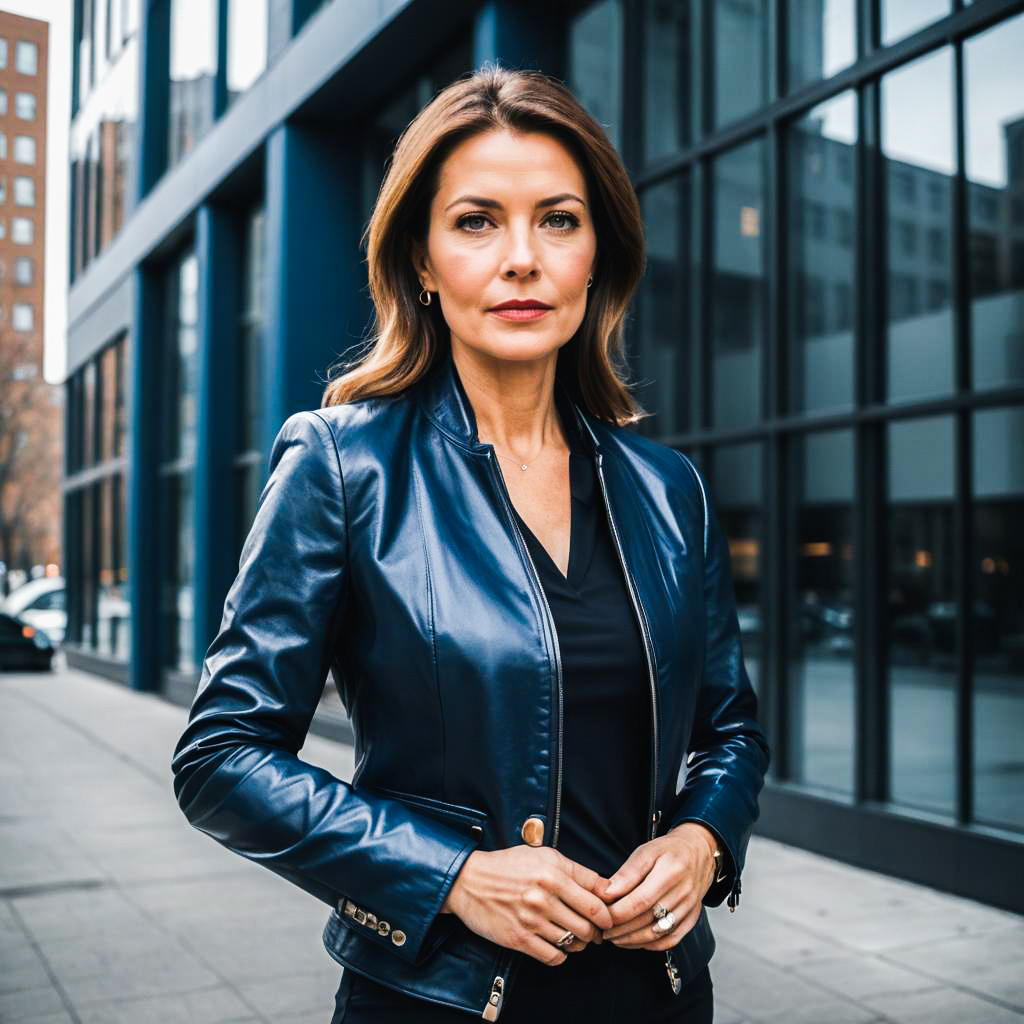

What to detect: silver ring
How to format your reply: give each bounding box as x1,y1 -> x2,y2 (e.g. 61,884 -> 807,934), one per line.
652,910 -> 676,934
652,902 -> 669,920
555,929 -> 576,948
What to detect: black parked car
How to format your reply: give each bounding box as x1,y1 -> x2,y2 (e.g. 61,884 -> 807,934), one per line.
0,612 -> 55,671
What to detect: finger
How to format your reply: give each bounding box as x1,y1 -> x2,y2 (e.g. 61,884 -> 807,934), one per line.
634,900 -> 702,951
558,861 -> 615,932
605,856 -> 676,926
604,878 -> 687,940
536,916 -> 591,954
614,895 -> 700,949
522,931 -> 570,967
600,844 -> 657,903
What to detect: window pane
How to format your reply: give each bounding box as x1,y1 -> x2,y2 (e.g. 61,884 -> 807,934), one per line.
239,207 -> 266,453
568,0 -> 623,153
13,135 -> 35,164
711,139 -> 766,428
636,172 -> 700,435
711,442 -> 764,692
168,0 -> 218,167
713,0 -> 768,129
881,49 -> 956,403
12,301 -> 33,330
642,0 -> 701,162
0,89 -> 6,115
787,0 -> 856,91
14,258 -> 32,285
887,416 -> 956,816
15,41 -> 38,75
0,40 -> 7,69
964,13 -> 1024,393
13,176 -> 34,206
162,250 -> 200,462
788,91 -> 857,413
226,0 -> 267,104
789,430 -> 856,795
972,406 -> 1024,832
881,0 -> 951,47
12,216 -> 33,243
15,91 -> 35,119
161,470 -> 196,671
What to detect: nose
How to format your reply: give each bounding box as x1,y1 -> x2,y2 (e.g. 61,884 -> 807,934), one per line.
500,222 -> 540,278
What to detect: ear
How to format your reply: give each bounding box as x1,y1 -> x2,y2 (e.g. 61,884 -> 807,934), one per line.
410,239 -> 434,291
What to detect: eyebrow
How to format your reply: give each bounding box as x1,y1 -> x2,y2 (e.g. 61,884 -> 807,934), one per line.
443,193 -> 586,212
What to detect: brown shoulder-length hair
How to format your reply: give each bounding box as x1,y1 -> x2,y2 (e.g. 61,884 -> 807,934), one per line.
321,61 -> 650,427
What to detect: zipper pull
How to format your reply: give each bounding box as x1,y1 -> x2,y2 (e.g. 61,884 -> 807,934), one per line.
728,874 -> 742,912
664,951 -> 682,994
482,974 -> 505,1020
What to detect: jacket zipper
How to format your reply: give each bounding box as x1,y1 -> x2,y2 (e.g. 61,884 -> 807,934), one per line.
481,952 -> 516,1020
486,451 -> 565,846
593,452 -> 685,992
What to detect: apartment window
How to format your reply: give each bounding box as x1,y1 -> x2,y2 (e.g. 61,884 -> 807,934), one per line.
15,92 -> 35,120
11,216 -> 32,243
15,41 -> 38,75
12,302 -> 33,331
13,177 -> 34,206
0,89 -> 6,115
0,177 -> 6,203
0,39 -> 7,69
0,220 -> 5,239
13,136 -> 36,164
14,257 -> 32,285
0,133 -> 6,160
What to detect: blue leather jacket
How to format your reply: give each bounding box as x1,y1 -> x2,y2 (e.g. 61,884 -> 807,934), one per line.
171,347 -> 770,1019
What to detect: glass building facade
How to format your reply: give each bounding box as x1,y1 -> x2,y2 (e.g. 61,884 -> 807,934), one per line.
62,0 -> 1023,912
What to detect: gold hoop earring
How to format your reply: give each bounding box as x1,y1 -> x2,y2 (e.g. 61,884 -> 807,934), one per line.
419,287 -> 432,306
586,276 -> 593,289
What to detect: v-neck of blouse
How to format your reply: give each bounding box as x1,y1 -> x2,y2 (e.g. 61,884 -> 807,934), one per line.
511,430 -> 597,597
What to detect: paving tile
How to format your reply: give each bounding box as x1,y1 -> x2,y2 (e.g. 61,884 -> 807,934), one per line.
790,951 -> 942,1003
237,967 -> 341,1017
73,984 -> 254,1023
863,985 -> 1024,1023
0,985 -> 67,1022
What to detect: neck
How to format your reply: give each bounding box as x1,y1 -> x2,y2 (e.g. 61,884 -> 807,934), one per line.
450,340 -> 568,459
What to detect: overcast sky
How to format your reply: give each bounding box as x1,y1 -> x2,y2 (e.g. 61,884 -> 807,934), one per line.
1,0 -> 69,386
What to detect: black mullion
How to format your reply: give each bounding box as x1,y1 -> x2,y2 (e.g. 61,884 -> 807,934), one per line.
951,34 -> 973,826
856,70 -> 887,804
766,114 -> 786,779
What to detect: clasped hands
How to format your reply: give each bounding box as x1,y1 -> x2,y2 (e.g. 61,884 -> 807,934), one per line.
442,822 -> 720,966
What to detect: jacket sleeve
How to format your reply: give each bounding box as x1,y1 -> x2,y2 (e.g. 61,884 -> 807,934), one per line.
667,451 -> 771,909
170,410 -> 480,965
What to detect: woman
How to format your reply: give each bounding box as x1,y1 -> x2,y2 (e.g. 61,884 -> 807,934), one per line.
171,64 -> 770,1022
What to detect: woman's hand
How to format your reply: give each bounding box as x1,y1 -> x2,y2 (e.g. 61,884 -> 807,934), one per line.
593,823 -> 717,951
441,846 -> 615,965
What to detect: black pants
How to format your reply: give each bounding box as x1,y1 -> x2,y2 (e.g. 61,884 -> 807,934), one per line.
331,940 -> 714,1022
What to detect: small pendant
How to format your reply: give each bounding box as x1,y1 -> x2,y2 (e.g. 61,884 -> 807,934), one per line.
520,464 -> 528,471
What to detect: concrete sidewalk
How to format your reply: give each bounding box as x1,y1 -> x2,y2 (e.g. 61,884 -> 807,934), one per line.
1,663 -> 1022,1024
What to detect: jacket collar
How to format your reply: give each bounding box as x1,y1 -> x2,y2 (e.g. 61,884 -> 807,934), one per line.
416,346 -> 601,455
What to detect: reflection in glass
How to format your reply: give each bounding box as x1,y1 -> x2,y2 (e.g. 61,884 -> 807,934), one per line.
162,252 -> 200,464
713,0 -> 768,129
568,0 -> 623,152
788,91 -> 857,413
70,6 -> 139,277
168,0 -> 218,168
162,471 -> 195,672
227,0 -> 268,105
711,443 -> 763,691
881,49 -> 956,403
964,13 -> 1024,392
881,0 -> 950,47
887,416 -> 955,815
643,0 -> 700,162
636,172 -> 700,435
789,430 -> 855,795
711,140 -> 765,428
972,407 -> 1024,832
787,0 -> 856,91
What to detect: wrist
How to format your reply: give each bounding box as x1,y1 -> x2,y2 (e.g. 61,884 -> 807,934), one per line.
669,822 -> 720,877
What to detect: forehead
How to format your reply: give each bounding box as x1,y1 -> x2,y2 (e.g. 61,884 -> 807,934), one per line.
435,129 -> 587,198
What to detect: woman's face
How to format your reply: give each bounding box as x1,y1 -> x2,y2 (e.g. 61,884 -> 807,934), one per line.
412,128 -> 598,367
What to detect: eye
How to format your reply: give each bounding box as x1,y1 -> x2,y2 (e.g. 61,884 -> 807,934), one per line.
454,211 -> 582,233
